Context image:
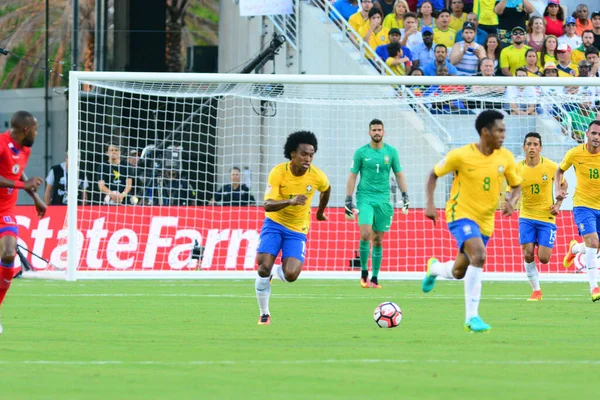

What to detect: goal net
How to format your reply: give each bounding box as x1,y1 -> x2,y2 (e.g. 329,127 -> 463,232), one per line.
25,73 -> 598,280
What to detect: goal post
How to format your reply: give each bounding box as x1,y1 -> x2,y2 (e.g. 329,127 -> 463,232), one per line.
41,72 -> 599,280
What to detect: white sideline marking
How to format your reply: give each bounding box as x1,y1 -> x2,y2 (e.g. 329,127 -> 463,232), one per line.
9,293 -> 590,301
0,359 -> 598,366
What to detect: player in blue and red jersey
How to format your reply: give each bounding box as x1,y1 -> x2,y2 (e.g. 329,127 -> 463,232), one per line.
0,111 -> 46,334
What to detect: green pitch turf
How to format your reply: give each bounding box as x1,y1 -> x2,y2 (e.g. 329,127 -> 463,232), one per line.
0,279 -> 597,399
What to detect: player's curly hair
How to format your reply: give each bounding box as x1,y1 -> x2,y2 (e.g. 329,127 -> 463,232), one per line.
283,130 -> 318,160
475,110 -> 504,136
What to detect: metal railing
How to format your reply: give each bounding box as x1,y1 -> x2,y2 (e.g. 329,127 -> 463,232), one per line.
267,0 -> 299,50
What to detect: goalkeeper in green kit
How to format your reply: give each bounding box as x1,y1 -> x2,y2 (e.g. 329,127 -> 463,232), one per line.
345,119 -> 409,288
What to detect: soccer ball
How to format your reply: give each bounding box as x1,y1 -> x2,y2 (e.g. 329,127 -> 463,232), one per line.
373,302 -> 402,328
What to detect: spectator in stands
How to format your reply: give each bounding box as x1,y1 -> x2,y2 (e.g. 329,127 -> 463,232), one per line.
556,43 -> 578,76
375,0 -> 395,16
376,28 -> 413,61
575,4 -> 592,36
417,0 -> 443,12
459,0 -> 473,14
473,0 -> 498,35
475,57 -> 496,77
539,62 -> 564,119
538,35 -> 558,69
333,0 -> 359,21
434,9 -> 457,48
455,13 -> 487,45
383,0 -> 409,29
572,30 -> 596,64
96,143 -> 133,205
422,43 -> 458,74
483,33 -> 501,74
592,11 -> 600,50
360,8 -> 390,55
523,48 -> 543,76
577,59 -> 593,77
210,167 -> 255,206
428,64 -> 470,113
417,0 -> 437,29
562,86 -> 596,142
400,12 -> 424,48
151,168 -> 194,206
349,0 -> 374,33
495,0 -> 534,45
469,58 -> 504,110
450,22 -> 485,75
543,0 -> 565,38
526,16 -> 546,53
385,42 -> 412,74
412,26 -> 436,68
410,67 -> 424,74
500,26 -> 531,76
585,46 -> 600,77
448,0 -> 466,32
45,153 -> 89,206
559,17 -> 582,49
505,67 -> 537,115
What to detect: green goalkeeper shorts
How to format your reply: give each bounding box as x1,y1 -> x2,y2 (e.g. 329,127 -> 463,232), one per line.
357,201 -> 394,232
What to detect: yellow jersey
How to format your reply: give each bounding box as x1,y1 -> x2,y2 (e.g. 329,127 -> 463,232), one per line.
500,45 -> 531,75
449,13 -> 467,33
386,57 -> 406,75
433,27 -> 457,48
474,0 -> 498,26
559,144 -> 600,210
264,162 -> 330,233
349,11 -> 370,33
382,13 -> 403,30
516,157 -> 559,223
358,26 -> 390,52
434,143 -> 521,236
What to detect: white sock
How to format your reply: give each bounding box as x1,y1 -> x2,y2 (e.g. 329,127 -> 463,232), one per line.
573,243 -> 586,254
430,260 -> 455,279
464,265 -> 483,322
525,261 -> 540,291
585,247 -> 598,291
255,276 -> 271,315
272,264 -> 288,282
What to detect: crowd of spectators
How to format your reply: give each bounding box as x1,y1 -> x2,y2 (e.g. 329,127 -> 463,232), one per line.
330,0 -> 600,141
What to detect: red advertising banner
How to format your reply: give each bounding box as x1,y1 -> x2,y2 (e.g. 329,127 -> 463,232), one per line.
13,206 -> 577,273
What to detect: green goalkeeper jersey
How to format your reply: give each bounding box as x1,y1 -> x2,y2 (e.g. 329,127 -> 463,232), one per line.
350,143 -> 402,202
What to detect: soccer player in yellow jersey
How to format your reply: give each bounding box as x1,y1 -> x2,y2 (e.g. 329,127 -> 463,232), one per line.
255,131 -> 331,325
421,110 -> 522,332
516,133 -> 566,301
555,120 -> 600,302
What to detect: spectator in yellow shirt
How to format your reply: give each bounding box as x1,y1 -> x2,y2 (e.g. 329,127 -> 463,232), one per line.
449,0 -> 467,32
572,30 -> 595,64
500,26 -> 531,76
434,9 -> 457,48
359,8 -> 391,58
349,0 -> 374,33
386,42 -> 411,74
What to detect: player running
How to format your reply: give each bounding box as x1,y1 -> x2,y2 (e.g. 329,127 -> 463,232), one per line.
254,131 -> 331,325
0,111 -> 46,334
421,110 -> 522,333
515,132 -> 566,301
555,120 -> 600,302
345,119 -> 409,289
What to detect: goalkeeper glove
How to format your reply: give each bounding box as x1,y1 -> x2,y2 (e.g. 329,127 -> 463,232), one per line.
401,192 -> 409,215
345,196 -> 357,220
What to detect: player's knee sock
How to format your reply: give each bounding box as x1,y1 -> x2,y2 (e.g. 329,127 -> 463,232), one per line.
272,264 -> 288,282
371,246 -> 382,278
464,265 -> 483,322
359,240 -> 370,272
0,262 -> 14,308
525,261 -> 540,291
430,260 -> 454,279
255,276 -> 271,315
585,247 -> 598,291
573,243 -> 586,254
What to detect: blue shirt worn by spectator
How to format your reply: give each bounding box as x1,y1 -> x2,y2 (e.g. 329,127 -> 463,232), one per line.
454,28 -> 488,46
412,43 -> 435,66
214,183 -> 255,206
422,60 -> 459,75
375,44 -> 413,62
417,0 -> 444,11
332,0 -> 359,21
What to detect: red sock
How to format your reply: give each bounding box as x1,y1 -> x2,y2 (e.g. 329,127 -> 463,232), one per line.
0,266 -> 14,308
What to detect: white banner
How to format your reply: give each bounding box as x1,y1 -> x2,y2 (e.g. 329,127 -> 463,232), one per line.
239,0 -> 293,16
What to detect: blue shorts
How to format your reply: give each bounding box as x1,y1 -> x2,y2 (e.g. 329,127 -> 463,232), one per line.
573,206 -> 600,237
257,218 -> 307,262
448,218 -> 490,252
519,218 -> 557,248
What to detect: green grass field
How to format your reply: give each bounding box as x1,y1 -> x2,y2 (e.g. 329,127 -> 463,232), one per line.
0,279 -> 597,399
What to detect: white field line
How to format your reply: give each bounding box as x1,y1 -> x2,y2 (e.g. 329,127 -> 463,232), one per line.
0,359 -> 598,366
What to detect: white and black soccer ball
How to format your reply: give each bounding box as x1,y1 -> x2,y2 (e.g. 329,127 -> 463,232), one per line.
373,301 -> 402,328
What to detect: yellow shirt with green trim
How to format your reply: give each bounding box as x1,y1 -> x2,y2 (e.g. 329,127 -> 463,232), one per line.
358,26 -> 390,55
474,0 -> 498,26
264,162 -> 330,233
433,27 -> 457,48
434,143 -> 521,236
516,157 -> 559,224
449,13 -> 467,33
500,45 -> 531,75
382,13 -> 404,30
559,144 -> 600,210
349,11 -> 370,33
